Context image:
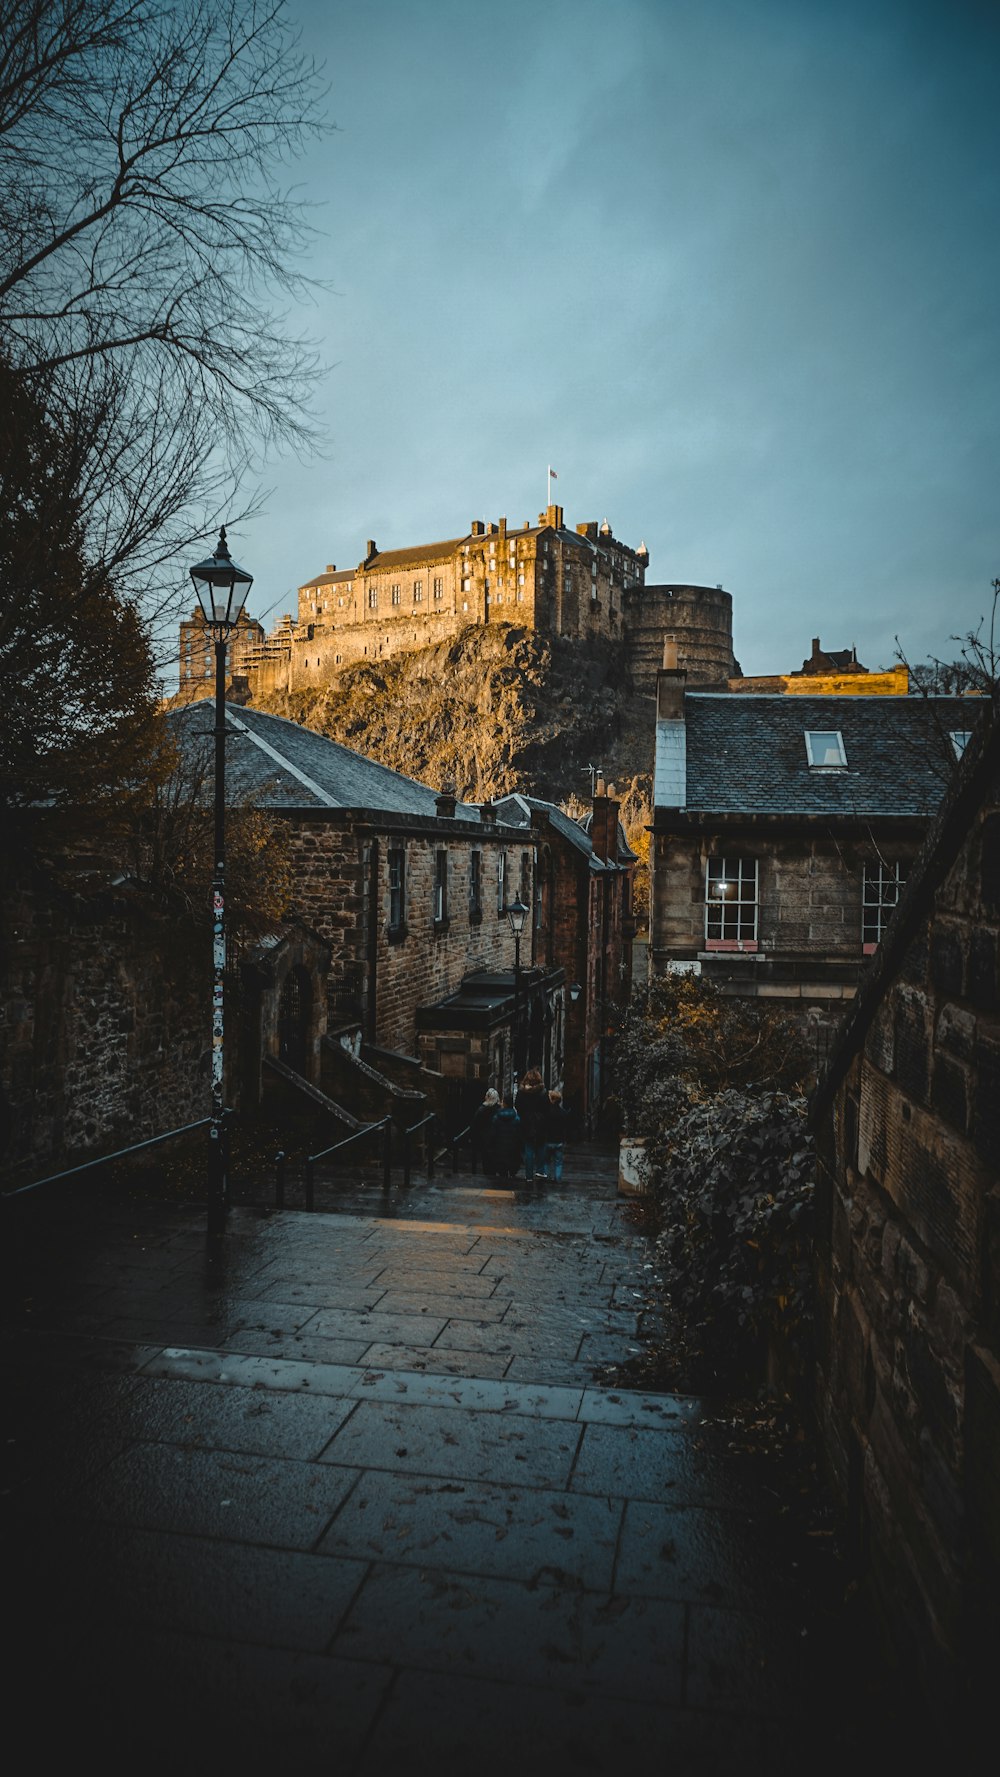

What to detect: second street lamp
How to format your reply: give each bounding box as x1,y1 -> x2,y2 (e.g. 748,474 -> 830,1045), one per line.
189,526 -> 253,1234
505,894 -> 529,1082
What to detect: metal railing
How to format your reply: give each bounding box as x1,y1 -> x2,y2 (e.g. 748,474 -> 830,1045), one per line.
3,1114 -> 223,1201
300,1116 -> 392,1210
272,1113 -> 475,1212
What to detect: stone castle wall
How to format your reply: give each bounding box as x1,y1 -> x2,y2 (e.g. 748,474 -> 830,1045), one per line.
224,578 -> 735,701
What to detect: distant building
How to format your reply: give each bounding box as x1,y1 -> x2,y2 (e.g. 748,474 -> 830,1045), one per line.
178,604 -> 264,688
180,505 -> 740,698
724,636 -> 910,697
491,786 -> 637,1134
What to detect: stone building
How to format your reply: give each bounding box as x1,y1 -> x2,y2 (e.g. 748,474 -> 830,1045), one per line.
491,787 -> 637,1134
183,505 -> 740,699
810,706 -> 999,1727
168,702 -> 563,1128
179,604 -> 264,688
649,651 -> 980,1047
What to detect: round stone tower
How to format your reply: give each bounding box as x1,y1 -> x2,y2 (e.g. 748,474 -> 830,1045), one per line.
624,583 -> 737,692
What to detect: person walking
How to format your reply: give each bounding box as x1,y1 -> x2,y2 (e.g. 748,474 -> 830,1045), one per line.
540,1088 -> 570,1183
488,1092 -> 522,1181
471,1087 -> 500,1175
513,1067 -> 548,1184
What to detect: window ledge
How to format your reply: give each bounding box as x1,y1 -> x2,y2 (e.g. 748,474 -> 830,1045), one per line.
704,938 -> 759,952
386,923 -> 408,946
433,917 -> 451,935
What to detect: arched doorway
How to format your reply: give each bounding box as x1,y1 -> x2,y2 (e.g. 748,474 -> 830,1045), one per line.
277,965 -> 312,1074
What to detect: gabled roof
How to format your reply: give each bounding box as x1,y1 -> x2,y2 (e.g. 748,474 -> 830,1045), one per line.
672,693 -> 982,818
491,792 -> 617,871
168,701 -> 482,818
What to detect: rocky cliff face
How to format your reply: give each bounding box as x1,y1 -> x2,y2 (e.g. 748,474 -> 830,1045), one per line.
237,623 -> 655,821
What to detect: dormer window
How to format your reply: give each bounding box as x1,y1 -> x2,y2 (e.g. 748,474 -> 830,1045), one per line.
805,730 -> 847,769
950,730 -> 972,759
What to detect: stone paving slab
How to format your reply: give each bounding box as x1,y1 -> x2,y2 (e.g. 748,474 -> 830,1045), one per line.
316,1470 -> 622,1588
2,1148 -> 917,1772
332,1560 -> 687,1704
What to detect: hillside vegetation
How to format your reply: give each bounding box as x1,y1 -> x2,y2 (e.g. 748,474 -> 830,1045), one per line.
230,624 -> 656,825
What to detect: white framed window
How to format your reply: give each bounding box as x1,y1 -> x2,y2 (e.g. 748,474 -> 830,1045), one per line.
497,850 -> 506,913
391,583 -> 401,606
950,730 -> 973,759
705,857 -> 758,947
805,730 -> 847,769
462,577 -> 471,592
518,573 -> 524,586
413,579 -> 423,602
863,861 -> 905,952
368,587 -> 377,610
433,577 -> 444,600
388,848 -> 406,934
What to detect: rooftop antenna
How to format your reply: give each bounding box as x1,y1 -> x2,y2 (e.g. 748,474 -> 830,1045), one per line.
582,763 -> 604,796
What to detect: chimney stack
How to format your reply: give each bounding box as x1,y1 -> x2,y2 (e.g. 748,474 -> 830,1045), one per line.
479,799 -> 496,825
657,637 -> 686,716
591,785 -> 620,862
435,785 -> 457,819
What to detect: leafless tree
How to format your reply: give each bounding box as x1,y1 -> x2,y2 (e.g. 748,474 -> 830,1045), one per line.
0,0 -> 330,638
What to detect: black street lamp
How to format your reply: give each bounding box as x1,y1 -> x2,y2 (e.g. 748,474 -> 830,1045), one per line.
504,894 -> 529,1082
189,527 -> 253,1233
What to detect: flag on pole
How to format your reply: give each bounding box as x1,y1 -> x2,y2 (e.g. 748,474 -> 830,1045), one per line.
548,466 -> 557,479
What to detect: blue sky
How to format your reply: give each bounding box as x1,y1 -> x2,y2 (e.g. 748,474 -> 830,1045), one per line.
223,0 -> 999,678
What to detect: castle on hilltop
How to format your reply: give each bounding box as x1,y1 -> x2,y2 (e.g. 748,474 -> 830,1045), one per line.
177,503 -> 738,697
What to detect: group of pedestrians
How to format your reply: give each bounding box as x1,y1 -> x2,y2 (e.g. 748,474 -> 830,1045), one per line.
470,1069 -> 571,1185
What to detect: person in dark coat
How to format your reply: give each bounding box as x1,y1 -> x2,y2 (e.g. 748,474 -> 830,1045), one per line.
539,1088 -> 570,1182
488,1093 -> 522,1180
513,1068 -> 548,1183
471,1087 -> 500,1174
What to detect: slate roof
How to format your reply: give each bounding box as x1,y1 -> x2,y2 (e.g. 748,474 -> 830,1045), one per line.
674,693 -> 983,818
168,701 -> 482,818
492,793 -> 617,871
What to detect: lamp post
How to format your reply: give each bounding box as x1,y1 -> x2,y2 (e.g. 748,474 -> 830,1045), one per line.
189,527 -> 253,1233
504,894 -> 529,1083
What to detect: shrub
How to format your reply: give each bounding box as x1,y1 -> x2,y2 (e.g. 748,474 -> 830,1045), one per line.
609,974 -> 816,1391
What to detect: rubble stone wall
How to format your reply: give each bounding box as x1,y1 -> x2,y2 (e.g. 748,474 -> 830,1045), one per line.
814,782 -> 1000,1711
1,877 -> 205,1182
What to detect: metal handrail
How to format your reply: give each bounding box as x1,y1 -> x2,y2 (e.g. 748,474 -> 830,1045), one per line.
449,1123 -> 472,1174
303,1116 -> 392,1210
3,1114 -> 220,1200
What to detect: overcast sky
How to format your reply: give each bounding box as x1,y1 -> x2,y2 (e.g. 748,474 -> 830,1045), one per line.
222,0 -> 998,679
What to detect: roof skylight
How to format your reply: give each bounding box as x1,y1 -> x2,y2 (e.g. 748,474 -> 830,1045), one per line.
804,730 -> 847,769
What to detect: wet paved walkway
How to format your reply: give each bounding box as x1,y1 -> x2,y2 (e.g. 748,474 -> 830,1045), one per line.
3,1145 -> 910,1772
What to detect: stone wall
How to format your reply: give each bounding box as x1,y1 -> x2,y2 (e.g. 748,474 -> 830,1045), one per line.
652,831 -> 872,960
1,874 -> 206,1183
812,717 -> 1000,1720
277,816 -> 523,1056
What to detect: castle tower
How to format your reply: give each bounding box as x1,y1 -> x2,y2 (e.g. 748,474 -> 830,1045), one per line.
624,584 -> 736,693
